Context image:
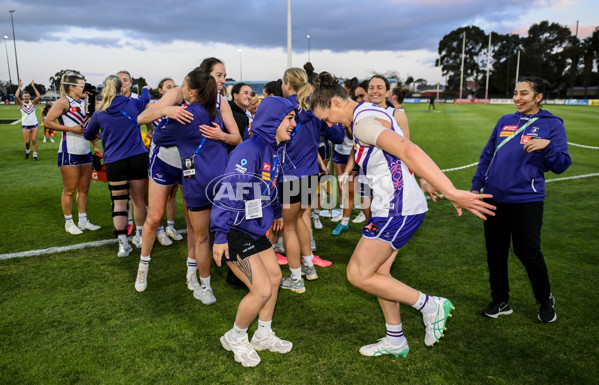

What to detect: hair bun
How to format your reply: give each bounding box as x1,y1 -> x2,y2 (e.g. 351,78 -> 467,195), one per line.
304,62 -> 314,75
316,72 -> 337,88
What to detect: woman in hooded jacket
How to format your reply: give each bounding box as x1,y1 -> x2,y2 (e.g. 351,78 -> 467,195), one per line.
210,96 -> 297,368
84,75 -> 150,258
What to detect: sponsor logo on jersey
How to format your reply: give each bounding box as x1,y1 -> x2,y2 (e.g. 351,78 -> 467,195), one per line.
500,131 -> 513,137
262,171 -> 270,181
520,135 -> 532,144
502,125 -> 518,131
263,162 -> 271,172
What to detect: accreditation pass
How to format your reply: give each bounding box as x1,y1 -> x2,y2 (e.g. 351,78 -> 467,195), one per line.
245,198 -> 263,219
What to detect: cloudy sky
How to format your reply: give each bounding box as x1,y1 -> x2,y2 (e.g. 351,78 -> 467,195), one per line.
0,0 -> 596,89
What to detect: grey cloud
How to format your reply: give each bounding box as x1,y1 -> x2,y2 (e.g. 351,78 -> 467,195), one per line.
66,37 -> 123,48
0,0 -> 533,53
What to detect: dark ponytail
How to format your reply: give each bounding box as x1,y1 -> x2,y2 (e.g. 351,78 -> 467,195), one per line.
185,70 -> 219,120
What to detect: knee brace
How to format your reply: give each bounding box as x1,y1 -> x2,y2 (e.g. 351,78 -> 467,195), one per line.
109,183 -> 130,237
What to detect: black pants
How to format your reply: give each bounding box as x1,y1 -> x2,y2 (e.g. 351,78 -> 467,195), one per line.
483,200 -> 551,303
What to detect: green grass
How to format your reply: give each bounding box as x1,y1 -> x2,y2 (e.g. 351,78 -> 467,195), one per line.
0,104 -> 598,384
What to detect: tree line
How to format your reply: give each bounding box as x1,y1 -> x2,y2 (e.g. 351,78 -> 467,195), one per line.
438,21 -> 599,98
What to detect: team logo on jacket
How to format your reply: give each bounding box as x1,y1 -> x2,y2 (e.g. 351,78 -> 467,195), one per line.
235,159 -> 248,174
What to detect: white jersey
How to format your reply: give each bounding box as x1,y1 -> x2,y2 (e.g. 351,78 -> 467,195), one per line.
334,134 -> 354,155
20,101 -> 38,126
352,102 -> 427,217
58,97 -> 91,155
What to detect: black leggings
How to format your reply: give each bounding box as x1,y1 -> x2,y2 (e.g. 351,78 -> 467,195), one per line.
483,200 -> 550,303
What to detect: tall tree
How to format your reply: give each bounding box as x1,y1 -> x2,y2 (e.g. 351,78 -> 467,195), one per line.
488,33 -> 522,96
520,21 -> 572,96
49,69 -> 83,95
438,26 -> 487,94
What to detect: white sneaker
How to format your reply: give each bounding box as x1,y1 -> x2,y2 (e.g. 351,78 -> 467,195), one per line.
43,137 -> 47,143
134,267 -> 148,292
423,297 -> 454,346
165,226 -> 183,241
220,330 -> 261,367
65,221 -> 83,235
359,337 -> 409,357
118,243 -> 133,257
193,286 -> 216,305
312,213 -> 323,229
352,211 -> 366,223
50,137 -> 55,143
186,270 -> 200,291
251,330 -> 293,353
78,221 -> 101,231
156,230 -> 173,246
131,235 -> 142,248
331,212 -> 343,222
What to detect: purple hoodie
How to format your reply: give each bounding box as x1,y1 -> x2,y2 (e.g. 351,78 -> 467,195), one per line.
210,97 -> 296,244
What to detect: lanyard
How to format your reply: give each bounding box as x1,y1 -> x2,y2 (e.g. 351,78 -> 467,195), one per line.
193,137 -> 207,157
262,156 -> 280,195
493,117 -> 538,156
289,122 -> 301,141
119,110 -> 139,126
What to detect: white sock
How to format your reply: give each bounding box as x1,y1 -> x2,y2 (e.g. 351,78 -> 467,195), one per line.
232,323 -> 247,340
33,152 -> 38,157
200,275 -> 211,289
78,213 -> 88,224
256,319 -> 272,336
187,258 -> 197,272
157,225 -> 164,233
413,292 -> 436,314
118,234 -> 128,247
290,267 -> 301,281
386,323 -> 407,346
167,220 -> 175,229
139,255 -> 151,270
341,217 -> 350,226
303,254 -> 314,267
25,149 -> 31,154
136,226 -> 143,238
64,215 -> 73,223
313,209 -> 320,216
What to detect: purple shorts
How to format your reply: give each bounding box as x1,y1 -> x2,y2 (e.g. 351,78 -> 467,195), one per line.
58,152 -> 92,167
148,150 -> 182,186
362,214 -> 425,250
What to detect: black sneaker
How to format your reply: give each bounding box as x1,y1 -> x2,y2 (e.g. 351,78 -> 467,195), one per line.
538,295 -> 557,323
481,302 -> 513,318
33,155 -> 38,161
24,152 -> 29,159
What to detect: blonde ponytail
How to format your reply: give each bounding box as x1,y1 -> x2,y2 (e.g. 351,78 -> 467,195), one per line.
97,75 -> 122,112
283,67 -> 311,111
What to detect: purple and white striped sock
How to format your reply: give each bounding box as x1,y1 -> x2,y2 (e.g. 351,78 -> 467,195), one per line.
413,292 -> 436,314
386,323 -> 407,346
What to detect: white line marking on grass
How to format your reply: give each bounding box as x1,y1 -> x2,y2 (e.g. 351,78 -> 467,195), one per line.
441,162 -> 479,172
568,142 -> 599,150
11,119 -> 21,125
0,230 -> 188,260
545,173 -> 599,183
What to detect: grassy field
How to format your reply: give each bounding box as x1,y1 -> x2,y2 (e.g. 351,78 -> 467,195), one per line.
0,104 -> 598,384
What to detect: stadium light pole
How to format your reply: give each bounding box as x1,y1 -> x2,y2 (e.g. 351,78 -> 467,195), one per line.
485,32 -> 492,100
459,31 -> 466,101
9,10 -> 19,84
287,0 -> 292,68
307,34 -> 310,62
238,49 -> 243,81
3,36 -> 12,86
